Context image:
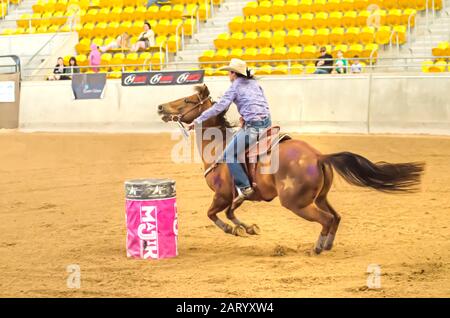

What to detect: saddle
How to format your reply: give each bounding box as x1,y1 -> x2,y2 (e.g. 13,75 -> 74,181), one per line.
204,126 -> 291,191
243,126 -> 291,188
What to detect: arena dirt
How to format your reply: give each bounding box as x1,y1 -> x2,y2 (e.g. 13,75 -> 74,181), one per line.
0,132 -> 449,297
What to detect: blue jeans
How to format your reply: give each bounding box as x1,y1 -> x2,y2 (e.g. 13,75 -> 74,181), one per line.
314,69 -> 329,74
223,117 -> 272,190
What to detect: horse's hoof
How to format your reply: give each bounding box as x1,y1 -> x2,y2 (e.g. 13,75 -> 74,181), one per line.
314,246 -> 323,255
246,224 -> 261,235
224,224 -> 233,234
323,243 -> 333,251
232,225 -> 247,237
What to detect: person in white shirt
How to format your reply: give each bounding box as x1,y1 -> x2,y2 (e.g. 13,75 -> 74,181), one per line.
351,55 -> 363,73
131,22 -> 155,52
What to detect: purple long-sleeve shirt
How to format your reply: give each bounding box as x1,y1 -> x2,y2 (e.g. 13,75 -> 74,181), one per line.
194,77 -> 270,125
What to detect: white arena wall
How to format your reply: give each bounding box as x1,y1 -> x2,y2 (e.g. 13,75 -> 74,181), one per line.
18,73 -> 450,135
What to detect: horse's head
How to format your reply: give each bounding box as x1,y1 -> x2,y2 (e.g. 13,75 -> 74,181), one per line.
158,84 -> 212,124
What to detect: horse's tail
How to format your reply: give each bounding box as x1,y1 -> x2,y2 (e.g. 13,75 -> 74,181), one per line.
319,152 -> 425,193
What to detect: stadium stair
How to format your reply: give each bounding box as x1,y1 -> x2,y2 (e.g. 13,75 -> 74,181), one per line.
0,0 -> 36,32
172,0 -> 253,69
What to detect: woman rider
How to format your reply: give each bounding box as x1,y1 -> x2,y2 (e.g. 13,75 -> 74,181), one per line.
188,58 -> 272,205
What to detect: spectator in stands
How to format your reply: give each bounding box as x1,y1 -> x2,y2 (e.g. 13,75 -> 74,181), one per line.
351,56 -> 363,74
131,22 -> 155,52
89,44 -> 101,73
333,50 -> 348,74
147,0 -> 168,8
100,32 -> 130,52
66,56 -> 80,78
47,57 -> 69,80
314,47 -> 333,74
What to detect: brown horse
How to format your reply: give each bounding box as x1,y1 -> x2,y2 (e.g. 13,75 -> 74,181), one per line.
158,85 -> 425,254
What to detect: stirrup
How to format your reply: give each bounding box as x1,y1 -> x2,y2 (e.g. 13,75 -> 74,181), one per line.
233,187 -> 254,205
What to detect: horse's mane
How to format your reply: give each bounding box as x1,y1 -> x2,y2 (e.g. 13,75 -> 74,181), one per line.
195,85 -> 236,129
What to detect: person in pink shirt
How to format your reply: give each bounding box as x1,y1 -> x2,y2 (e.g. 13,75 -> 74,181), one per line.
88,44 -> 101,73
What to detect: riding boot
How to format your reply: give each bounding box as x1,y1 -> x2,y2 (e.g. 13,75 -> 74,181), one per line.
232,186 -> 254,205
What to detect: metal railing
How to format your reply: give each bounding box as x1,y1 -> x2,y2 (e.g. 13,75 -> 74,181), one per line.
0,54 -> 21,75
18,55 -> 450,80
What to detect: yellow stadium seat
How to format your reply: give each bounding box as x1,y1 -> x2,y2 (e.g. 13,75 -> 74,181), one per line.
314,28 -> 330,46
256,15 -> 272,32
167,35 -> 181,53
32,0 -> 45,14
360,26 -> 375,44
125,52 -> 139,71
362,43 -> 378,59
328,11 -> 343,28
300,45 -> 317,60
154,19 -> 171,36
311,0 -> 326,13
299,12 -> 314,29
92,37 -> 104,47
147,5 -> 159,20
329,27 -> 344,45
138,51 -> 153,65
256,31 -> 272,48
229,48 -> 244,60
100,53 -> 112,72
17,14 -> 30,28
341,0 -> 355,11
256,64 -> 272,75
271,15 -> 286,31
243,16 -> 258,33
121,6 -> 135,21
271,47 -> 287,63
169,19 -> 184,35
150,53 -> 167,70
256,1 -> 272,16
284,0 -> 299,15
107,21 -> 120,37
432,41 -> 450,57
285,14 -> 300,30
131,20 -> 145,36
92,22 -> 108,38
287,46 -> 302,60
255,48 -> 272,62
331,44 -> 348,57
356,10 -> 370,27
344,27 -> 360,44
214,49 -> 230,64
421,60 -> 433,73
434,60 -> 447,72
298,0 -> 313,14
242,47 -> 258,64
51,11 -> 66,26
347,43 -> 363,58
375,26 -> 391,45
1,29 -> 15,35
83,9 -> 98,24
118,21 -> 132,37
134,6 -> 147,21
158,5 -> 172,20
314,12 -> 329,28
229,16 -> 244,33
326,0 -> 341,11
285,29 -> 301,46
386,9 -> 401,26
37,26 -> 48,33
354,0 -> 368,10
97,7 -> 110,23
155,35 -> 167,48
290,63 -> 304,74
272,64 -> 288,75
214,33 -> 231,49
243,2 -> 258,17
183,18 -> 196,37
243,31 -> 258,48
401,9 -> 416,27
272,30 -> 286,47
342,11 -> 357,27
230,32 -> 244,48
79,22 -> 95,38
77,54 -> 88,69
392,25 -> 406,44
198,4 -> 211,21
305,63 -> 316,74
171,5 -> 184,19
272,1 -> 285,15
185,4 -> 198,17
110,52 -> 125,71
44,0 -> 56,13
298,28 -> 315,45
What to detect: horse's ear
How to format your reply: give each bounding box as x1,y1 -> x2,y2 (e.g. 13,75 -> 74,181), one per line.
201,84 -> 210,99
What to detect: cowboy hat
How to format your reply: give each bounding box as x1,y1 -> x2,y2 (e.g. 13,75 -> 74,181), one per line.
219,58 -> 253,77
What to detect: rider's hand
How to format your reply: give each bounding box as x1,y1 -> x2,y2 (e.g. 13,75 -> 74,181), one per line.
239,117 -> 245,128
187,123 -> 195,131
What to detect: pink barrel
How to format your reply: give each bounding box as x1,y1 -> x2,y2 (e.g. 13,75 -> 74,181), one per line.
125,179 -> 178,260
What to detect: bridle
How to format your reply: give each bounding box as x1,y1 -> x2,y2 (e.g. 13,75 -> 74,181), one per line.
166,93 -> 211,123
